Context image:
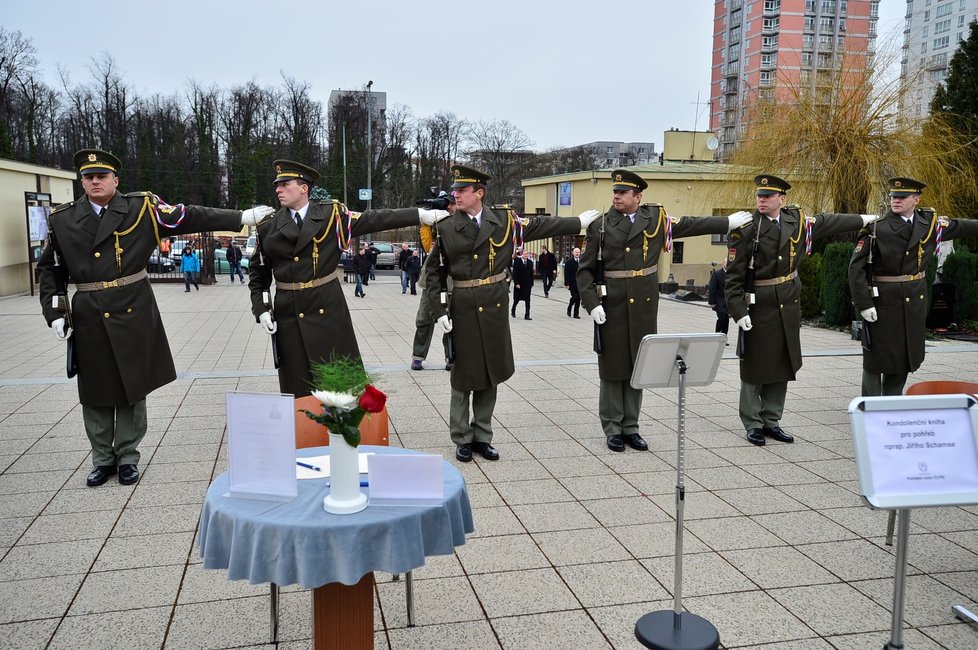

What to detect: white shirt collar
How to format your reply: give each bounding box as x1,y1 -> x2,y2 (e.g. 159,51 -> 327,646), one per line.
467,208 -> 483,225
90,200 -> 108,215
293,202 -> 310,221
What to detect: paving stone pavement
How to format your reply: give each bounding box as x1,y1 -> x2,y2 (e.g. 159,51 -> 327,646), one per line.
1,274 -> 977,649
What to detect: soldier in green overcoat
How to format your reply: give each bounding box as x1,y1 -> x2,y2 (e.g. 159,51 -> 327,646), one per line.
726,174 -> 876,446
423,165 -> 601,462
250,160 -> 448,396
37,149 -> 272,487
849,177 -> 978,396
578,169 -> 746,452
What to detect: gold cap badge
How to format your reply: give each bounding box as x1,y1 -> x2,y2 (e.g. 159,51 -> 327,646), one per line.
761,177 -> 768,185
88,154 -> 97,162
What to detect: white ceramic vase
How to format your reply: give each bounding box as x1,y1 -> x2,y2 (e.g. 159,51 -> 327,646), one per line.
323,431 -> 367,515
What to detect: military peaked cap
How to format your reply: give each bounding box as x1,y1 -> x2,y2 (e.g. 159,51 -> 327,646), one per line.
74,149 -> 122,176
450,164 -> 490,188
754,174 -> 791,195
888,177 -> 926,197
272,159 -> 320,185
611,169 -> 648,192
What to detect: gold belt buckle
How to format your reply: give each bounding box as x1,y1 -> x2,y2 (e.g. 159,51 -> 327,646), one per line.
478,277 -> 491,286
299,280 -> 314,290
102,279 -> 119,289
628,269 -> 643,278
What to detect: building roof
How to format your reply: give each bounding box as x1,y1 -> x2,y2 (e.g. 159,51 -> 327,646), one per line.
522,161 -> 748,187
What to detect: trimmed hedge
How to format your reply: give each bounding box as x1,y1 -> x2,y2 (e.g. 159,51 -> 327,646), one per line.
821,242 -> 854,326
799,252 -> 823,318
943,249 -> 978,320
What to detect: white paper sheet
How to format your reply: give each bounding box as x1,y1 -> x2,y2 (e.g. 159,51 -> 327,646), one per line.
295,453 -> 374,480
226,392 -> 297,500
367,454 -> 444,506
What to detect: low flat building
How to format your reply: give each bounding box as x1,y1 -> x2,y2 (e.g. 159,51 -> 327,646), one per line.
0,159 -> 75,297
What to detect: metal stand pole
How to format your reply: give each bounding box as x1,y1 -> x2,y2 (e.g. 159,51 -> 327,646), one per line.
952,604 -> 978,630
884,508 -> 911,650
635,357 -> 719,650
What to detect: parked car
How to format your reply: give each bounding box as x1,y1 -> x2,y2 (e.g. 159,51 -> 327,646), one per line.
214,247 -> 250,274
147,249 -> 176,273
243,234 -> 257,261
367,241 -> 396,269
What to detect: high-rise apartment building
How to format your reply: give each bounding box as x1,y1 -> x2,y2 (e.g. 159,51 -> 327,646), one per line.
710,0 -> 879,159
900,0 -> 978,121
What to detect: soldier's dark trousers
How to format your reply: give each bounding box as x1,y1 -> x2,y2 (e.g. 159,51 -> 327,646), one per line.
861,371 -> 908,397
83,400 -> 147,467
739,380 -> 787,430
567,289 -> 580,317
599,379 -> 642,438
412,304 -> 450,362
449,387 -> 496,446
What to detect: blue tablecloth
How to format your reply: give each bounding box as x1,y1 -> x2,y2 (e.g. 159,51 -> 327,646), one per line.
198,446 -> 474,588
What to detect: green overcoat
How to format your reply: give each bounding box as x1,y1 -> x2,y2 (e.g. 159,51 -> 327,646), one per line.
249,201 -> 418,396
577,205 -> 729,381
849,210 -> 978,374
37,191 -> 242,406
725,208 -> 864,384
423,207 -> 582,392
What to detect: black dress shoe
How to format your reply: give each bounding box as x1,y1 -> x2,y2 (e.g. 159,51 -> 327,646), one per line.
606,435 -> 625,452
524,316 -> 532,320
763,426 -> 794,443
622,433 -> 648,451
746,428 -> 766,446
86,465 -> 117,487
118,464 -> 140,485
445,362 -> 453,371
573,315 -> 580,319
471,442 -> 499,461
455,444 -> 473,462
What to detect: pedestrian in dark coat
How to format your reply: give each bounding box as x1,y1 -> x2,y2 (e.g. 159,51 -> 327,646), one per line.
405,249 -> 422,294
849,176 -> 978,396
578,169 -> 737,453
726,174 -> 874,446
707,260 -> 729,336
37,149 -> 270,487
250,159 -> 448,397
511,249 -> 534,319
564,248 -> 581,318
226,242 -> 245,283
352,247 -> 371,297
423,164 -> 601,463
538,246 -> 558,297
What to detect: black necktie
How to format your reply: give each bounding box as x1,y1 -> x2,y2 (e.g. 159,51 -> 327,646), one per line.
471,216 -> 479,227
98,207 -> 106,217
294,211 -> 302,226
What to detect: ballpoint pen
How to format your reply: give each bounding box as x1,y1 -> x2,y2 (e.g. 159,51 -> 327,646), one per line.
296,461 -> 322,472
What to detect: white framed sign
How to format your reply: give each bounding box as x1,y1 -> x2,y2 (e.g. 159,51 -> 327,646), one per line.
226,391 -> 297,501
849,394 -> 978,509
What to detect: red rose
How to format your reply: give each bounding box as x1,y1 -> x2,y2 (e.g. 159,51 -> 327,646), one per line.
358,384 -> 387,413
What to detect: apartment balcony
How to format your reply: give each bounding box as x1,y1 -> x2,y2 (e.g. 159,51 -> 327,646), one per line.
723,79 -> 739,95
725,64 -> 741,78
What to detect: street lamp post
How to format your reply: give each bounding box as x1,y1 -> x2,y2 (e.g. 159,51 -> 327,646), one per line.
365,80 -> 373,212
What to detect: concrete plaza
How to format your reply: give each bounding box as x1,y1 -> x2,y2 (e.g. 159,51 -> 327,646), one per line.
1,273 -> 977,649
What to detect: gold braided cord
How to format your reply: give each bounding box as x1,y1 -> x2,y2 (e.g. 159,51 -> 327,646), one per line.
917,209 -> 938,272
311,203 -> 339,275
641,207 -> 666,261
788,209 -> 805,267
487,209 -> 514,273
111,196 -> 150,271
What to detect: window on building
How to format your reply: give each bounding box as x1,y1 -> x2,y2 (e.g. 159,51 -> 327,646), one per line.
929,68 -> 947,82
821,0 -> 835,12
763,17 -> 780,30
805,16 -> 815,31
801,52 -> 813,67
764,0 -> 780,11
936,3 -> 952,17
924,10 -> 930,20
762,52 -> 777,67
805,0 -> 815,11
959,15 -> 966,27
728,45 -> 740,60
841,0 -> 848,14
959,31 -> 964,42
935,18 -> 951,34
838,35 -> 846,48
762,35 -> 778,48
760,70 -> 775,85
934,35 -> 950,48
922,41 -> 928,52
820,16 -> 835,31
730,26 -> 741,42
870,1 -> 879,18
923,25 -> 929,37
839,17 -> 846,31
818,34 -> 830,47
672,241 -> 684,264
803,34 -> 814,48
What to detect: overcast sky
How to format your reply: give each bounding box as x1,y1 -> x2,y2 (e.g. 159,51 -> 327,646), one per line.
5,0 -> 906,152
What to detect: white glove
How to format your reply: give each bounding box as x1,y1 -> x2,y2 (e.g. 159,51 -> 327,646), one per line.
51,318 -> 72,341
860,214 -> 880,226
241,205 -> 275,226
727,210 -> 752,231
861,307 -> 878,323
577,209 -> 602,229
258,311 -> 278,335
436,315 -> 453,333
419,209 -> 451,226
590,305 -> 607,325
736,315 -> 753,331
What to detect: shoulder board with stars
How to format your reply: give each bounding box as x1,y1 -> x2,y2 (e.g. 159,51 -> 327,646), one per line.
51,198 -> 81,215
728,229 -> 742,242
124,191 -> 156,200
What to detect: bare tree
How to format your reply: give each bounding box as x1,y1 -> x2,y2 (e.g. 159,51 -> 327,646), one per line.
414,111 -> 466,194
0,27 -> 38,157
464,119 -> 534,210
